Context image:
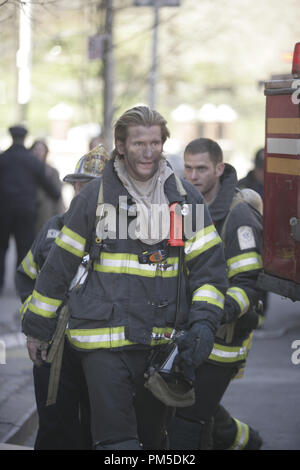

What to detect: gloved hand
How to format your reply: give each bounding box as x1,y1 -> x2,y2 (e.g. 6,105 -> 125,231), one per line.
26,336 -> 49,366
234,310 -> 259,337
174,322 -> 215,383
220,295 -> 239,324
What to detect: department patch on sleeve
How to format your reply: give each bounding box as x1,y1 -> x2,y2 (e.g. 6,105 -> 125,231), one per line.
237,226 -> 256,250
47,229 -> 60,239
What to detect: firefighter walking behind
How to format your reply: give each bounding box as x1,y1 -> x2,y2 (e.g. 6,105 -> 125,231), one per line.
168,137 -> 264,450
16,144 -> 109,449
21,106 -> 228,450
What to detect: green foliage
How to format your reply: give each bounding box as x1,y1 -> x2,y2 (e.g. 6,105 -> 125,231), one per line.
0,0 -> 299,158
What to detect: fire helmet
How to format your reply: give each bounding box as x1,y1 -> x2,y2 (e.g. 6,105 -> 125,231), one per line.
144,341 -> 195,408
63,144 -> 109,183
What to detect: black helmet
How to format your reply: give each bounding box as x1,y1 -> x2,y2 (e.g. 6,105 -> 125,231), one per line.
144,341 -> 195,408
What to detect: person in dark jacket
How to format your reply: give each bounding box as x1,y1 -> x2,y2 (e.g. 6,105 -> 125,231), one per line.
0,125 -> 61,293
21,106 -> 228,450
238,147 -> 268,325
16,144 -> 108,450
168,137 -> 263,450
31,139 -> 65,236
238,148 -> 264,199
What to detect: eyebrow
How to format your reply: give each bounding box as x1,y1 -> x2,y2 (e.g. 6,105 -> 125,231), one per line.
184,163 -> 207,169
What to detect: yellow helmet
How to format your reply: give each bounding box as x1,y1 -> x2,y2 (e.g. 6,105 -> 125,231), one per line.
63,144 -> 109,183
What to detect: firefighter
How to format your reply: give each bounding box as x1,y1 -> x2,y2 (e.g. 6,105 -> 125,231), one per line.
169,137 -> 263,450
16,144 -> 108,449
21,106 -> 228,450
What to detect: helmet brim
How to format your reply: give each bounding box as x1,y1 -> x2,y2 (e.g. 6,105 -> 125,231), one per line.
63,174 -> 97,183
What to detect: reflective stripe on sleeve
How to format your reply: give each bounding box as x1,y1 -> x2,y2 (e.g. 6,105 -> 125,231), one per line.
93,253 -> 179,278
66,326 -> 173,349
21,250 -> 38,280
19,294 -> 32,320
209,340 -> 248,364
227,286 -> 250,316
227,252 -> 262,278
192,284 -> 224,309
185,225 -> 222,262
229,419 -> 249,450
29,290 -> 62,319
55,226 -> 86,258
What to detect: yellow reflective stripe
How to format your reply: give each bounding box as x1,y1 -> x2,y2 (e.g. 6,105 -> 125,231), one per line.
234,364 -> 245,380
227,252 -> 262,278
151,327 -> 173,344
229,419 -> 249,450
208,339 -> 249,363
94,253 -> 179,278
233,334 -> 253,380
227,287 -> 250,316
21,250 -> 38,280
55,226 -> 86,258
66,326 -> 173,349
185,225 -> 222,262
19,294 -> 32,320
192,284 -> 224,309
29,290 -> 62,318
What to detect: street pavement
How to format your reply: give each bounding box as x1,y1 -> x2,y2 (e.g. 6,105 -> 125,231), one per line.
0,238 -> 300,450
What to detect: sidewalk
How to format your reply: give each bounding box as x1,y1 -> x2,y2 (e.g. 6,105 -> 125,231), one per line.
0,239 -> 36,449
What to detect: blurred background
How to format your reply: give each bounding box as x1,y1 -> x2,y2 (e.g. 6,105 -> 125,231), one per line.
0,0 -> 299,207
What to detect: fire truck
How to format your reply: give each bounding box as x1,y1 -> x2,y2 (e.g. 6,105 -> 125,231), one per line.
258,42 -> 300,301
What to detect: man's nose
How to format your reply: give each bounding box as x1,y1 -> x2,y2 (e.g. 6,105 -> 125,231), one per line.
144,145 -> 153,158
191,169 -> 198,180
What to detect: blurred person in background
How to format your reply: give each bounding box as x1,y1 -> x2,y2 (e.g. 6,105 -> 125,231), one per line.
238,148 -> 264,199
0,125 -> 61,295
89,133 -> 106,151
31,139 -> 65,236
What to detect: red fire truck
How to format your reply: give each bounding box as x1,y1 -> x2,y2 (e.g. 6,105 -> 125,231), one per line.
258,42 -> 300,301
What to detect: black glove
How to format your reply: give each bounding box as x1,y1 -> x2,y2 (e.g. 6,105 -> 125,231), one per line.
234,310 -> 259,337
221,295 -> 239,324
174,321 -> 215,383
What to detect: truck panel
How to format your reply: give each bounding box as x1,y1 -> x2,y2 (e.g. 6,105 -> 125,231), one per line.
263,84 -> 300,285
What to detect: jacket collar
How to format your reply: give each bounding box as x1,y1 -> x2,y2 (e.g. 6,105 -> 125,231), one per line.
102,159 -> 185,207
209,163 -> 237,222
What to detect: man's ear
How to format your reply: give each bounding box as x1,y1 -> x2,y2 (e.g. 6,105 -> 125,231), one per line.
216,162 -> 225,178
116,139 -> 125,156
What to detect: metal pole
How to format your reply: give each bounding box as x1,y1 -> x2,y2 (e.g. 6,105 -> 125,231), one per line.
103,0 -> 114,152
149,0 -> 159,110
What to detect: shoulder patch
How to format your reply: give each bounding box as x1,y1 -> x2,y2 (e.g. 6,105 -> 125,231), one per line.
47,229 -> 60,239
237,226 -> 256,250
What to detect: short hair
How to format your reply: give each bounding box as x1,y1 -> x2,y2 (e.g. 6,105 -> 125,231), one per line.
254,148 -> 264,169
112,106 -> 170,159
184,138 -> 223,165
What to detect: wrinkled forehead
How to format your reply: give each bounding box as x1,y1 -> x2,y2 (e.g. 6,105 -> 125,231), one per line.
126,125 -> 162,141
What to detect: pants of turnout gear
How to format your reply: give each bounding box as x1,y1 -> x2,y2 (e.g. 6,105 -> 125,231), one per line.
0,210 -> 36,290
168,362 -> 238,450
33,338 -> 92,450
213,404 -> 263,450
78,348 -> 173,450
